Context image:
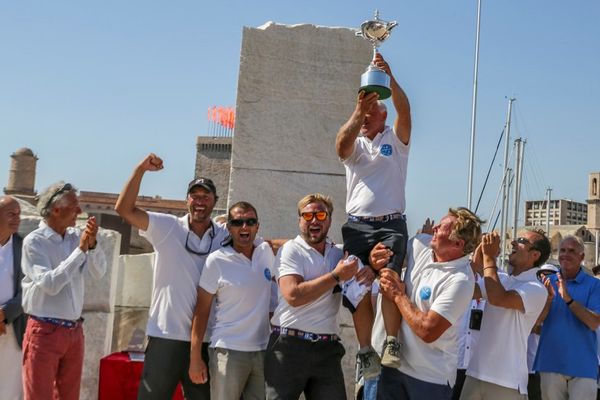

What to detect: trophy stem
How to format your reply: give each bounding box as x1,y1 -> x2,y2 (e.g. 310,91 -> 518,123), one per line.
371,47 -> 379,63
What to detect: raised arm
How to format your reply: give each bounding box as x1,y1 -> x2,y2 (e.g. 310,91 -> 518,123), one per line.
335,91 -> 380,160
481,233 -> 525,311
279,256 -> 358,307
115,153 -> 164,231
373,53 -> 411,145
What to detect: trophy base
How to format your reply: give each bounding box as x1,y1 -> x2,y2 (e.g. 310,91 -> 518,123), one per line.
359,69 -> 391,100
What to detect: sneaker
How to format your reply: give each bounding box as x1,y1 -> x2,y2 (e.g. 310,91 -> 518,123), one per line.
381,336 -> 402,368
357,347 -> 381,380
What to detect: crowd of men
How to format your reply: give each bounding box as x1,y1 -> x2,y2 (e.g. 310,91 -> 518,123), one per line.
1,54 -> 600,400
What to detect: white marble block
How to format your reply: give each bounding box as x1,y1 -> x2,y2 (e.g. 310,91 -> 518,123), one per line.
228,22 -> 372,243
81,310 -> 115,400
115,253 -> 155,308
83,229 -> 121,312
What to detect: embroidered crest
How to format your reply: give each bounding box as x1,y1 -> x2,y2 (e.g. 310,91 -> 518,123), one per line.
264,268 -> 272,281
380,144 -> 393,156
419,286 -> 432,300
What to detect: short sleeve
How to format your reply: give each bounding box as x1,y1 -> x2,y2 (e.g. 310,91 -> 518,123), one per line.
276,242 -> 306,280
430,276 -> 475,326
515,281 -> 548,316
586,279 -> 600,314
140,212 -> 178,248
199,253 -> 220,294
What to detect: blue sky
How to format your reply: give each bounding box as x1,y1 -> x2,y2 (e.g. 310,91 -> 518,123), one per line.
1,1 -> 599,233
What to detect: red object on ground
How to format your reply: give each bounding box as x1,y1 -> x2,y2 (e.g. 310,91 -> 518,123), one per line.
98,352 -> 184,400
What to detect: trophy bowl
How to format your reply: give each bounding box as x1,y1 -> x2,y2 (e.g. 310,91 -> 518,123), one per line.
356,11 -> 397,100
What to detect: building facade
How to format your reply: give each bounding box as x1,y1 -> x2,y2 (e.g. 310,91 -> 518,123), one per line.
524,199 -> 588,227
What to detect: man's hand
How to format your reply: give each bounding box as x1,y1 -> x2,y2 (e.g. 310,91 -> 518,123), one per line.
555,272 -> 571,302
481,232 -> 501,259
421,218 -> 434,235
189,357 -> 208,384
373,53 -> 393,77
355,265 -> 376,287
85,216 -> 99,249
138,153 -> 164,172
355,90 -> 380,117
542,275 -> 555,301
333,253 -> 359,281
379,269 -> 405,302
369,242 -> 393,271
79,229 -> 90,252
471,243 -> 484,275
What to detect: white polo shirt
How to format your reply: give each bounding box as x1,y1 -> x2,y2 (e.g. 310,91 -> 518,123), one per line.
140,212 -> 228,342
343,125 -> 409,217
456,297 -> 486,370
466,268 -> 547,394
199,241 -> 275,351
398,234 -> 475,386
271,235 -> 343,335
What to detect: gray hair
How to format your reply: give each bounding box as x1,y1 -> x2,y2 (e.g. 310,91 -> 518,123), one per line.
376,100 -> 387,114
37,181 -> 78,218
560,235 -> 585,254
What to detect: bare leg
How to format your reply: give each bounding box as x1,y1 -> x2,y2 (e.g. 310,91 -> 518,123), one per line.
352,295 -> 375,348
382,296 -> 401,337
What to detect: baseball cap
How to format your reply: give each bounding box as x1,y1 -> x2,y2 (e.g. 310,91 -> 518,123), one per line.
536,263 -> 559,279
187,178 -> 217,197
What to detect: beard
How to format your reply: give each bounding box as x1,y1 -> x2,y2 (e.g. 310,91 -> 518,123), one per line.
301,228 -> 327,245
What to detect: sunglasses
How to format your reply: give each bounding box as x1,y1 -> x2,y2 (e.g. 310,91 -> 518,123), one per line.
228,218 -> 258,227
300,211 -> 329,221
43,183 -> 74,213
516,237 -> 539,251
184,221 -> 215,256
515,237 -> 532,245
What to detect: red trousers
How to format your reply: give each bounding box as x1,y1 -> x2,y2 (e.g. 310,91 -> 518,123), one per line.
22,318 -> 84,400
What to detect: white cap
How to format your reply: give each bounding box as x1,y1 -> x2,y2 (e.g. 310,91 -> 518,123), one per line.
539,264 -> 559,273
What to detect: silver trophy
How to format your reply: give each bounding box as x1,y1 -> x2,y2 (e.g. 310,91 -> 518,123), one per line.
356,10 -> 398,100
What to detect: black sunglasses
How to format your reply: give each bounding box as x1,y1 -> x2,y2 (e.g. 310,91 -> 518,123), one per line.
184,222 -> 214,256
228,218 -> 258,227
516,237 -> 539,252
43,183 -> 74,213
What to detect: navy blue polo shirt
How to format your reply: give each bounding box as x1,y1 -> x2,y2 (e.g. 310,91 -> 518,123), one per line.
534,268 -> 600,379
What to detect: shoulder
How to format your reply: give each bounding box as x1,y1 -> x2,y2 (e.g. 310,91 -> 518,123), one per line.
23,228 -> 47,247
148,211 -> 179,227
387,126 -> 410,150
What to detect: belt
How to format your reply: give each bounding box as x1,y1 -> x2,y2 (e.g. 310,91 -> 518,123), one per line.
348,212 -> 405,223
31,315 -> 82,329
272,326 -> 339,343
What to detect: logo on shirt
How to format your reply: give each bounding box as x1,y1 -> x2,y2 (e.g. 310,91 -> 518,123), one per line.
264,268 -> 272,282
419,286 -> 432,301
380,144 -> 393,156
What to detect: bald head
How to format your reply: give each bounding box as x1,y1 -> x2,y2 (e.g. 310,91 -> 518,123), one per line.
0,196 -> 21,244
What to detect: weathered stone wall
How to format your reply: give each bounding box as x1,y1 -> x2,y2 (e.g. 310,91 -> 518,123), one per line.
195,136 -> 232,215
228,22 -> 372,244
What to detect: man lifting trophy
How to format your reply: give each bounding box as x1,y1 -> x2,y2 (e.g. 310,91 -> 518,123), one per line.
356,10 -> 397,99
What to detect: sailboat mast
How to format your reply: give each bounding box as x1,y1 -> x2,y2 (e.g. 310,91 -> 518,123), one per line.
500,98 -> 515,266
467,0 -> 482,210
512,138 -> 526,240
